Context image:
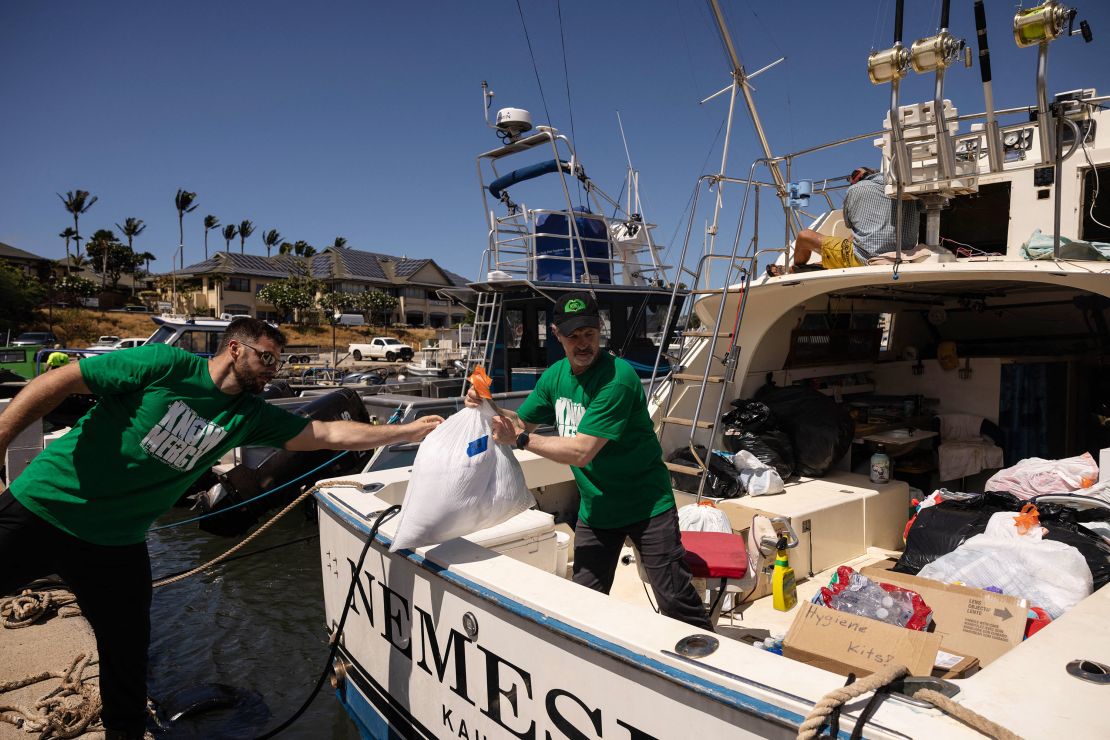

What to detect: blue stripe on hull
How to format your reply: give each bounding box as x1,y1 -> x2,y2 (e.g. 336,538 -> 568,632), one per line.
318,495 -> 859,738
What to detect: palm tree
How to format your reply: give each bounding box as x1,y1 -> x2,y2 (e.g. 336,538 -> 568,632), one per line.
221,224 -> 238,251
115,217 -> 146,250
238,220 -> 255,253
115,218 -> 147,296
58,190 -> 98,273
203,215 -> 220,260
59,227 -> 78,276
138,251 -> 156,277
331,236 -> 348,250
172,189 -> 198,310
261,229 -> 282,257
293,240 -> 317,279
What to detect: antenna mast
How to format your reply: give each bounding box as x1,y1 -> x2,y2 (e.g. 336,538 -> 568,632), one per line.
705,0 -> 792,228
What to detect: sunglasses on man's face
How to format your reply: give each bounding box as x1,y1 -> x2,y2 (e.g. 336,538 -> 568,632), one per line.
238,341 -> 279,367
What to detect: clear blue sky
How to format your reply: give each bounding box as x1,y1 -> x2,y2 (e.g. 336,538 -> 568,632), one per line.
2,1 -> 1107,281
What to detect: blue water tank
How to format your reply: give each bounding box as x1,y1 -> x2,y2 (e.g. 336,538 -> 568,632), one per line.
534,210 -> 612,283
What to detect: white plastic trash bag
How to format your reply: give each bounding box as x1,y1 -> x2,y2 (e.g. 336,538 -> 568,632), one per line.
390,405 -> 534,551
917,510 -> 1093,618
985,452 -> 1099,499
731,449 -> 784,496
678,502 -> 732,533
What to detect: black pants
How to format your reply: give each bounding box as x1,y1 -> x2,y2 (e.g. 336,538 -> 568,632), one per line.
572,506 -> 713,631
0,490 -> 151,736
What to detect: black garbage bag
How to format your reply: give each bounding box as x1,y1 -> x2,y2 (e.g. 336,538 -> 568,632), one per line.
753,383 -> 854,477
667,445 -> 745,499
721,429 -> 795,480
722,400 -> 774,433
895,491 -> 1110,590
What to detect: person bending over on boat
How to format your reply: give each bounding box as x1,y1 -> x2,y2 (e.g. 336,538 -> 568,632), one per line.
465,292 -> 714,632
45,344 -> 70,370
0,318 -> 442,740
769,166 -> 921,274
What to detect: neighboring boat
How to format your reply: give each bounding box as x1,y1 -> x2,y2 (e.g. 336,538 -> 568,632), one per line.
314,1 -> 1110,737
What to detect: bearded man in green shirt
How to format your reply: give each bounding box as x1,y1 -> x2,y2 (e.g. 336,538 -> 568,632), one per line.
466,292 -> 712,631
0,318 -> 441,739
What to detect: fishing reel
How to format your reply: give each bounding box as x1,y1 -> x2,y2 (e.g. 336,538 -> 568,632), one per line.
1013,1 -> 1093,48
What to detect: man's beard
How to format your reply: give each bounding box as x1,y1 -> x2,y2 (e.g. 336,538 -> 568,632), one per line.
231,359 -> 270,393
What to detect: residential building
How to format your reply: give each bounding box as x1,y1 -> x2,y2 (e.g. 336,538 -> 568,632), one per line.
0,241 -> 52,280
174,247 -> 471,326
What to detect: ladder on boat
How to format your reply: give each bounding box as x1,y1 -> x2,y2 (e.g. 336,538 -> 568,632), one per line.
462,291 -> 503,381
655,251 -> 757,500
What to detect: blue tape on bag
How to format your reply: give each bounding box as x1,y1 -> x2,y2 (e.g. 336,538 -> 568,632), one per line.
466,435 -> 489,457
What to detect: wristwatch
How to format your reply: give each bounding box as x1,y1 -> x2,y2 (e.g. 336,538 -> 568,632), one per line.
515,432 -> 530,450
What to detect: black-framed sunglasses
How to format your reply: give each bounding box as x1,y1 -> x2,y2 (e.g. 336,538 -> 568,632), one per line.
237,341 -> 279,367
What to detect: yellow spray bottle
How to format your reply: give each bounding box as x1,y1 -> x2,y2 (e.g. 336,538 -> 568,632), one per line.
771,535 -> 797,612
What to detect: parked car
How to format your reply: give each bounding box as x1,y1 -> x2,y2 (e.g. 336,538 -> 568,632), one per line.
89,335 -> 122,347
109,305 -> 152,313
12,332 -> 58,347
112,337 -> 147,350
348,337 -> 414,362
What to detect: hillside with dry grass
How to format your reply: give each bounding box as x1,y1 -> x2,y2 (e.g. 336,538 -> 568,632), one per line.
15,309 -> 438,350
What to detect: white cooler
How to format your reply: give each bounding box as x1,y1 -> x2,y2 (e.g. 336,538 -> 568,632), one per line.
463,509 -> 558,573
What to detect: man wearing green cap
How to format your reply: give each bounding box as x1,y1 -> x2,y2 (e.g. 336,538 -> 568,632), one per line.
466,291 -> 712,631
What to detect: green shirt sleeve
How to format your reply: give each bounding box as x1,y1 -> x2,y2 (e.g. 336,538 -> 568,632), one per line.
242,397 -> 312,449
577,374 -> 637,440
79,343 -> 177,395
515,367 -> 556,426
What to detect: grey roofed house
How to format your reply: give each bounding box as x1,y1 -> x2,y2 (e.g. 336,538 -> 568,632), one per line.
0,240 -> 53,279
173,246 -> 472,327
177,248 -> 469,287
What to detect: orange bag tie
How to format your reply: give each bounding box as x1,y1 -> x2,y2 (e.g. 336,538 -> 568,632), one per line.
469,366 -> 493,399
1014,503 -> 1040,535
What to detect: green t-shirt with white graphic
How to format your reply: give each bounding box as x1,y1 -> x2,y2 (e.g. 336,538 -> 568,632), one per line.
515,353 -> 674,528
10,343 -> 310,545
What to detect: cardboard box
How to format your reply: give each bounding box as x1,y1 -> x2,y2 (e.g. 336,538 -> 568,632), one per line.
783,602 -> 941,677
932,649 -> 979,679
860,566 -> 1026,666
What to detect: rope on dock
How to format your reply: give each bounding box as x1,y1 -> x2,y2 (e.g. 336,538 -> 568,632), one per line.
0,589 -> 78,630
796,663 -> 1022,740
0,652 -> 102,738
152,479 -> 366,589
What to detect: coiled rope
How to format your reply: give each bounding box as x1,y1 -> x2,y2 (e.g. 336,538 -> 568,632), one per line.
0,652 -> 102,738
1,588 -> 78,629
796,663 -> 1021,740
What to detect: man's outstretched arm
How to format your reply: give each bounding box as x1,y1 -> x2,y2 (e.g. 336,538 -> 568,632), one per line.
284,415 -> 443,451
0,363 -> 91,456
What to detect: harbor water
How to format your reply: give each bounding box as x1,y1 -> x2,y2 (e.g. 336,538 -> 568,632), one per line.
148,500 -> 358,738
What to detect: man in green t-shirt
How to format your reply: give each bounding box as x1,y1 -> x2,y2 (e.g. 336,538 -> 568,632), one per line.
466,292 -> 711,631
0,318 -> 441,739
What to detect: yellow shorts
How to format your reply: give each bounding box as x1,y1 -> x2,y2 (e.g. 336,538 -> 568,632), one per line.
819,236 -> 864,269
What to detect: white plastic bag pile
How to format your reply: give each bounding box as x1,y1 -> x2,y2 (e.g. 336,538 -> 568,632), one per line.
985,452 -> 1099,499
390,405 -> 535,551
918,510 -> 1093,618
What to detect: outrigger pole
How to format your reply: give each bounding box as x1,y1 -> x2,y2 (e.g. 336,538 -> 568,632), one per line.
704,0 -> 793,251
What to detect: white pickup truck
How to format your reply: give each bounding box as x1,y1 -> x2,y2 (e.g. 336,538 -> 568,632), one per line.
348,337 -> 414,362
